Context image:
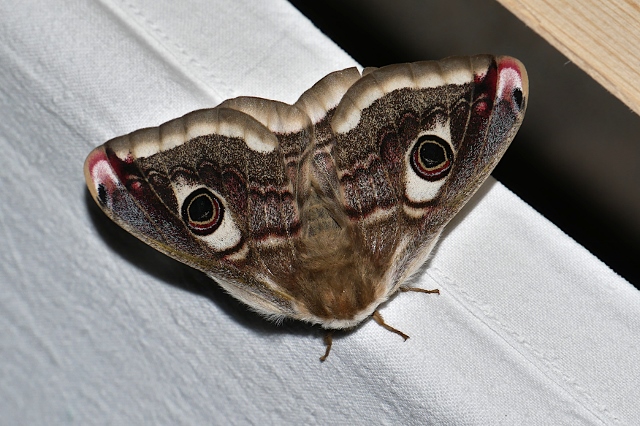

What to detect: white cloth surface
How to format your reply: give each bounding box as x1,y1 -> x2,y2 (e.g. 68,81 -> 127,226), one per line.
1,0 -> 639,424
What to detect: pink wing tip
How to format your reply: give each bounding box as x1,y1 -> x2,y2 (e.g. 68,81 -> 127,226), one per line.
84,146 -> 120,205
496,56 -> 529,111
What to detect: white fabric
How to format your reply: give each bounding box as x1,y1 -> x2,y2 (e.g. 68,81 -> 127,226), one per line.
1,0 -> 639,424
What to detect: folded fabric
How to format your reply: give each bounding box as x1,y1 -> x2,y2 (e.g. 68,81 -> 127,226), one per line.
1,0 -> 638,424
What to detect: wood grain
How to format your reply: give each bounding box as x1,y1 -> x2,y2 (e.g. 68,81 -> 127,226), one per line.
496,0 -> 640,116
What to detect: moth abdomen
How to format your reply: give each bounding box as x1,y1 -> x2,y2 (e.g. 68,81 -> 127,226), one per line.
291,225 -> 388,328
283,194 -> 390,327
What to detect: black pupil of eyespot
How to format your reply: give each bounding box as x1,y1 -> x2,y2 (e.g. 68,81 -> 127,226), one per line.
189,195 -> 213,222
513,88 -> 523,110
97,184 -> 107,204
420,141 -> 446,167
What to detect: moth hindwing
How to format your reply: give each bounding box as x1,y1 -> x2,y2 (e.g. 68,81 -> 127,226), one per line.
85,55 -> 528,359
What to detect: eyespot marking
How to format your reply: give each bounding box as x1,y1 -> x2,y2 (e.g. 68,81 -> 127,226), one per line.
181,187 -> 224,236
404,126 -> 454,204
409,135 -> 453,182
174,184 -> 242,252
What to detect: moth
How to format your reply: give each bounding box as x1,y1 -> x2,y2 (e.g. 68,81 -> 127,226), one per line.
85,55 -> 527,361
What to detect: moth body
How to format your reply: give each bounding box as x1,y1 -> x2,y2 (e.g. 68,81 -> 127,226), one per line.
85,55 -> 528,337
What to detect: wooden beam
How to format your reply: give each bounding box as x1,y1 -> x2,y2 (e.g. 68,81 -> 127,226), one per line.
496,0 -> 640,116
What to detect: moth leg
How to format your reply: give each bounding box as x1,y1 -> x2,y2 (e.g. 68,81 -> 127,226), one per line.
400,286 -> 440,295
372,311 -> 409,341
319,331 -> 334,362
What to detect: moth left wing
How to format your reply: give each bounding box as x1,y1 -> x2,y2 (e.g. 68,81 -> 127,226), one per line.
84,100 -> 314,319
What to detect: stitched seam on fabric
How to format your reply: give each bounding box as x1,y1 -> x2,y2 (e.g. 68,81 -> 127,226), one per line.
427,266 -> 618,425
97,0 -> 234,102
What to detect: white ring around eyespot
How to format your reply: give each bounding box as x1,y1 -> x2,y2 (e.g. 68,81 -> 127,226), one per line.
404,121 -> 454,204
172,180 -> 241,252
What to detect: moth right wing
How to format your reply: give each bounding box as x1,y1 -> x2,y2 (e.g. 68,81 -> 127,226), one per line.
303,56 -> 528,292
